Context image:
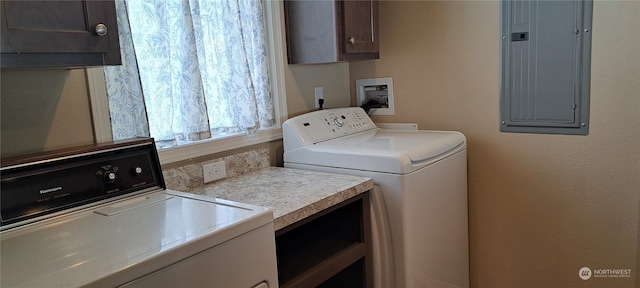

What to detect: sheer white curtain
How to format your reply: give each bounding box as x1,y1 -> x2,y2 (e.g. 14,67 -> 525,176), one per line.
104,0 -> 275,148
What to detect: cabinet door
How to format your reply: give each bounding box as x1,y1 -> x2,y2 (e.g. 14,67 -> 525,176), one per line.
341,0 -> 379,54
1,0 -> 121,68
284,0 -> 379,64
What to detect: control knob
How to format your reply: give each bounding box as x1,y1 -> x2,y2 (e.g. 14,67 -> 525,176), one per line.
132,166 -> 143,176
104,171 -> 117,183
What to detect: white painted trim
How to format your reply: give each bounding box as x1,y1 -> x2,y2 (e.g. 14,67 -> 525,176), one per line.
85,67 -> 113,143
158,128 -> 282,165
265,0 -> 288,127
375,123 -> 418,130
86,1 -> 288,165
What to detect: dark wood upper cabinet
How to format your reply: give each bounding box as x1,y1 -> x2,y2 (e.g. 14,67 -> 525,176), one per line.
285,0 -> 379,64
1,0 -> 121,68
342,0 -> 378,55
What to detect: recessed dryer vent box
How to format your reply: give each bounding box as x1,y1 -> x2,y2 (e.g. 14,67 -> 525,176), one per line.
356,77 -> 394,115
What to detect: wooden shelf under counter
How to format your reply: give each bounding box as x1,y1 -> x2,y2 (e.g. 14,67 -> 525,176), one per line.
275,192 -> 373,288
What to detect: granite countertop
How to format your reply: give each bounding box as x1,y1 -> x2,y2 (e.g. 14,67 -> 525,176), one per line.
185,167 -> 374,230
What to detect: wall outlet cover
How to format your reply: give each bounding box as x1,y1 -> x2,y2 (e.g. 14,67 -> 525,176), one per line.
203,161 -> 226,183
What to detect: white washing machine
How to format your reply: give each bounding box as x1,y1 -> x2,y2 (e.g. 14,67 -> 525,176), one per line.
1,138 -> 278,288
283,107 -> 469,288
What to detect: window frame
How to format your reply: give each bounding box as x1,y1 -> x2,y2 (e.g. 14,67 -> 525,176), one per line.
87,0 -> 287,165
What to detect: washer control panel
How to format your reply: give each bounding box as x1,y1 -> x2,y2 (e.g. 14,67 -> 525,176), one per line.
283,107 -> 377,150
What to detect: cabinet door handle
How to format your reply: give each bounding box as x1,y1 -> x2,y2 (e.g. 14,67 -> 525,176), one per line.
94,23 -> 108,36
348,37 -> 356,44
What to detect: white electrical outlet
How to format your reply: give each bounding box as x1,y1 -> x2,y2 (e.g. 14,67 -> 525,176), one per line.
314,86 -> 324,109
203,161 -> 226,183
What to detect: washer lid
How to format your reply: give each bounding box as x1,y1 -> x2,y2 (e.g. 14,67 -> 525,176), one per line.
285,129 -> 466,174
0,191 -> 273,288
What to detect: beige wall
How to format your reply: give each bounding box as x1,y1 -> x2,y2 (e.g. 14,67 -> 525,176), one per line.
1,69 -> 94,157
285,62 -> 351,117
350,1 -> 639,288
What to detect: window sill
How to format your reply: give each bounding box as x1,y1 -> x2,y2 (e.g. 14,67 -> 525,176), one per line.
157,128 -> 282,165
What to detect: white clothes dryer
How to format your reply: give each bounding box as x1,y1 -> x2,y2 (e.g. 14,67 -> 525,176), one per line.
1,138 -> 278,288
283,107 -> 469,288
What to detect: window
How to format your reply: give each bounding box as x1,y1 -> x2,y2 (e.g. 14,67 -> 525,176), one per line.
88,0 -> 286,164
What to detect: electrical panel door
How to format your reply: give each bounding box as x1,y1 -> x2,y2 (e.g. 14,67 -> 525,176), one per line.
500,0 -> 592,135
